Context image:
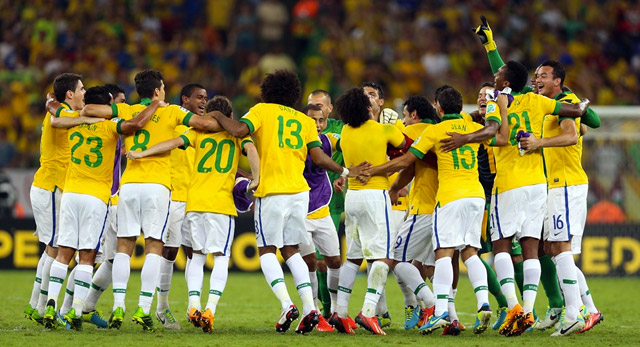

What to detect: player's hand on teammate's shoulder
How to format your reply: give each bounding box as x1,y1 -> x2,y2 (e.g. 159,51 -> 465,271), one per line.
158,100 -> 169,107
439,132 -> 467,152
45,92 -> 61,113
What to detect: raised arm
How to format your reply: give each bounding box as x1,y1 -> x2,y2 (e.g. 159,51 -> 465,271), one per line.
473,15 -> 504,73
243,141 -> 260,190
126,137 -> 186,160
119,100 -> 165,134
213,112 -> 249,137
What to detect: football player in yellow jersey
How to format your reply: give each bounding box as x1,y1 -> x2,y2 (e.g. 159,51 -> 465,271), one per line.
41,86 -> 163,330
364,87 -> 495,335
127,96 -> 259,333
328,87 -> 406,336
81,70 -> 222,331
212,71 -> 369,334
154,83 -> 205,330
27,73 -> 105,323
518,60 -> 602,336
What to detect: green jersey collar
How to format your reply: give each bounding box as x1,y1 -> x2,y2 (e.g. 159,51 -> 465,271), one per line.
61,101 -> 71,109
421,118 -> 436,124
442,113 -> 463,121
140,98 -> 152,106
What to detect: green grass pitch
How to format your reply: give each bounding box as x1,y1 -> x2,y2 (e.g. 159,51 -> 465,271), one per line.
0,270 -> 637,346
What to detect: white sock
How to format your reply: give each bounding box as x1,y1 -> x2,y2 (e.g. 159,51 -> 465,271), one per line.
394,262 -> 433,307
448,288 -> 459,321
327,267 -> 340,313
362,261 -> 389,317
71,264 -> 93,314
184,257 -> 191,285
206,256 -> 229,315
522,259 -> 541,314
433,257 -> 453,316
309,271 -> 319,310
554,252 -> 581,321
260,253 -> 292,310
336,260 -> 359,317
112,252 -> 131,311
464,255 -> 489,310
285,253 -> 314,315
47,260 -> 68,310
29,252 -> 47,308
575,266 -> 598,314
83,261 -> 112,313
60,266 -> 77,315
367,262 -> 388,316
138,253 -> 161,314
187,253 -> 206,310
494,252 -> 519,309
156,256 -> 174,312
395,270 -> 418,308
37,254 -> 55,315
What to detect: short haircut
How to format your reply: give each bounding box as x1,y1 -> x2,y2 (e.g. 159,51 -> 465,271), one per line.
362,81 -> 384,99
505,60 -> 529,93
84,86 -> 111,105
403,96 -> 438,122
434,84 -> 454,101
539,60 -> 566,86
437,87 -> 463,114
480,82 -> 494,88
53,73 -> 82,102
180,83 -> 206,100
336,87 -> 370,128
134,70 -> 163,99
310,89 -> 331,103
260,70 -> 301,108
205,95 -> 233,117
301,103 -> 323,115
104,83 -> 125,99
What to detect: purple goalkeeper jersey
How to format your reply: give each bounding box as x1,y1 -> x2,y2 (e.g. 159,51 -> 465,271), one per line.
110,137 -> 121,197
304,133 -> 333,214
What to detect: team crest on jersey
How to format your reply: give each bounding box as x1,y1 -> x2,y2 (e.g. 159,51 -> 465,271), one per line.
110,117 -> 122,123
414,137 -> 421,144
63,109 -> 74,113
487,103 -> 496,114
179,106 -> 189,113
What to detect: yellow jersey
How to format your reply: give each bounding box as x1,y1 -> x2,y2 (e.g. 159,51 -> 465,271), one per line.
341,120 -> 405,190
486,92 -> 561,193
542,92 -> 588,188
33,102 -> 77,191
409,114 -> 485,207
404,120 -> 438,215
170,125 -> 195,202
112,99 -> 193,189
64,119 -> 123,204
390,119 -> 408,210
181,129 -> 252,216
240,103 -> 321,197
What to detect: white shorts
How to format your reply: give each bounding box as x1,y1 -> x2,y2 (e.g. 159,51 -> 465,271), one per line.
299,216 -> 341,257
344,189 -> 395,260
394,214 -> 433,263
185,212 -> 235,255
544,185 -> 588,244
490,184 -> 546,242
97,204 -> 118,263
181,217 -> 193,248
571,235 -> 582,255
433,198 -> 484,250
30,185 -> 62,247
164,200 -> 186,248
117,183 -> 171,240
390,209 -> 407,234
58,193 -> 109,251
254,192 -> 310,249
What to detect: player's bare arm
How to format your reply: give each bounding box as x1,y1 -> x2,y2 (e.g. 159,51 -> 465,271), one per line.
309,146 -> 371,178
557,98 -> 590,118
368,151 -> 418,177
520,118 -> 578,151
213,112 -> 249,137
188,111 -> 222,132
126,136 -> 186,160
243,141 -> 260,191
45,93 -> 103,128
388,164 -> 415,205
119,100 -> 167,134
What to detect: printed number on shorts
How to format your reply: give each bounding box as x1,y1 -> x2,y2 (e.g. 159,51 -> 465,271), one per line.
395,235 -> 403,249
277,115 -> 303,149
451,145 -> 476,170
552,215 -> 564,230
508,111 -> 532,145
197,138 -> 236,173
70,132 -> 104,168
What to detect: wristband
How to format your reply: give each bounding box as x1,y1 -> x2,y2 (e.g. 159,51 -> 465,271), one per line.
340,167 -> 349,178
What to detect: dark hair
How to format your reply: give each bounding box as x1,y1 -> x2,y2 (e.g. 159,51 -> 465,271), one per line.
260,70 -> 301,107
336,87 -> 370,128
437,87 -> 463,114
180,83 -> 206,100
134,70 -> 163,99
362,81 -> 384,99
539,60 -> 566,86
84,86 -> 111,105
480,82 -> 494,88
310,89 -> 331,103
403,96 -> 438,122
104,83 -> 125,99
505,60 -> 529,93
301,103 -> 322,115
205,95 -> 233,117
434,84 -> 454,101
53,73 -> 82,102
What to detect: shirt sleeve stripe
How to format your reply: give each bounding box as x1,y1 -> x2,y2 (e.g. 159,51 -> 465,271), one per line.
179,134 -> 190,148
486,116 -> 501,125
240,118 -> 255,134
111,103 -> 118,117
54,107 -> 64,118
408,147 -> 424,160
307,140 -> 322,149
552,101 -> 561,115
182,112 -> 194,126
116,119 -> 124,134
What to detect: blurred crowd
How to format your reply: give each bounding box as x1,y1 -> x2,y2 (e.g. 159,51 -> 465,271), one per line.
0,0 -> 639,221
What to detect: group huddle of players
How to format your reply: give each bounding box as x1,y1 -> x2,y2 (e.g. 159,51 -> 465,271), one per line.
22,16 -> 603,337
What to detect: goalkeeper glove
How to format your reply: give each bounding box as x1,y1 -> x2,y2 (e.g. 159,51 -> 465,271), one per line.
473,15 -> 497,52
